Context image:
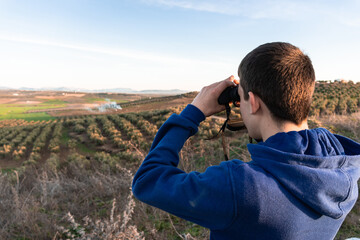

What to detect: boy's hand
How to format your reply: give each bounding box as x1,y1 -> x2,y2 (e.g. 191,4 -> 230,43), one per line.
192,76 -> 237,117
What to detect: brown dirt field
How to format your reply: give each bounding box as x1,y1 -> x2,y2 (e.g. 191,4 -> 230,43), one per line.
35,94 -> 85,99
118,97 -> 193,113
46,97 -> 194,117
0,98 -> 18,104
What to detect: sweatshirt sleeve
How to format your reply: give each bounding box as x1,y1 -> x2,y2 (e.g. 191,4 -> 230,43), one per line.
132,104 -> 236,230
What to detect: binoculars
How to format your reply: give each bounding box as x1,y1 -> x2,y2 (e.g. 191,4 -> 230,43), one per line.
218,85 -> 240,106
216,85 -> 246,132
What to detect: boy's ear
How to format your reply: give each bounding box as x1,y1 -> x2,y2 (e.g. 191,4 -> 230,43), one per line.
248,91 -> 260,114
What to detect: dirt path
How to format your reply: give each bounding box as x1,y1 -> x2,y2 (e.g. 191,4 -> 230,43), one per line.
38,124 -> 55,164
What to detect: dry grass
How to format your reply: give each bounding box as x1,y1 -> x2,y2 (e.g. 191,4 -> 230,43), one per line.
0,159 -> 138,239
0,113 -> 359,239
313,112 -> 360,142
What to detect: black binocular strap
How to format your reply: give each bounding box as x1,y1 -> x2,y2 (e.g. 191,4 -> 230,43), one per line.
206,104 -> 231,160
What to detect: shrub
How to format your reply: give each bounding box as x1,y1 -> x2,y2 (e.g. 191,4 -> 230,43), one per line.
45,154 -> 60,172
67,153 -> 91,169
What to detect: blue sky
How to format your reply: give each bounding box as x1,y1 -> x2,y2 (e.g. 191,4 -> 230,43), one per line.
0,0 -> 359,91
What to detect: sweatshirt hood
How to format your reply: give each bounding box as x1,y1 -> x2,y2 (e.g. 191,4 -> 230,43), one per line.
248,128 -> 360,219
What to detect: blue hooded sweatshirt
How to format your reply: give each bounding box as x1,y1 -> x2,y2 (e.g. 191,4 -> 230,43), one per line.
132,104 -> 360,239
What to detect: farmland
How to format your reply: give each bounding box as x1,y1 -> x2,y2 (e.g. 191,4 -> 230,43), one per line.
0,81 -> 360,239
0,90 -> 168,121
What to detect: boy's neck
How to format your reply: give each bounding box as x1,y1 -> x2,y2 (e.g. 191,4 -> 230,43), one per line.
261,119 -> 309,142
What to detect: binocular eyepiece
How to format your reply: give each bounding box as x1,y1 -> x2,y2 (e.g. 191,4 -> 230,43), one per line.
217,85 -> 245,132
211,85 -> 248,160
218,85 -> 240,107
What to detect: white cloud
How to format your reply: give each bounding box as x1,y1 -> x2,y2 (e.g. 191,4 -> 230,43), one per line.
142,0 -> 360,25
142,0 -> 312,19
142,0 -> 239,15
0,34 -> 236,90
0,35 -> 230,67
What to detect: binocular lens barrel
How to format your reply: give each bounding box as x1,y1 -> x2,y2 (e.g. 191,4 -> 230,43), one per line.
218,85 -> 240,105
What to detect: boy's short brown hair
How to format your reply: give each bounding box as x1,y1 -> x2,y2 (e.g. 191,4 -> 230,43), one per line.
238,42 -> 315,125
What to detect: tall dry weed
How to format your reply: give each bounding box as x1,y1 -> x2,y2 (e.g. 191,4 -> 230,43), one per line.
0,160 -> 136,239
57,191 -> 144,240
319,112 -> 360,141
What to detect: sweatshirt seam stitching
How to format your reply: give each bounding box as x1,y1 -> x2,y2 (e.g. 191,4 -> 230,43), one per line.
338,157 -> 352,218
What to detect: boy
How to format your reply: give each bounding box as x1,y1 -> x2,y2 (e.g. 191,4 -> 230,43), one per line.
132,42 -> 360,239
